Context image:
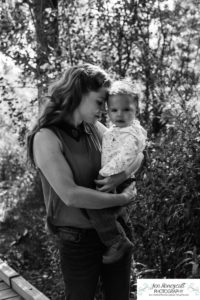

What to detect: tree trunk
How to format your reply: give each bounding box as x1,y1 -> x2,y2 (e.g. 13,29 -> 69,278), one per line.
32,0 -> 59,112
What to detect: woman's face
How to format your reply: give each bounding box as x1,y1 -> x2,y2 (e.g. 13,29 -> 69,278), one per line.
78,87 -> 108,124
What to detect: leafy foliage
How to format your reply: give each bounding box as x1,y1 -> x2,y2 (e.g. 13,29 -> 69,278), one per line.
0,0 -> 200,299
133,107 -> 200,278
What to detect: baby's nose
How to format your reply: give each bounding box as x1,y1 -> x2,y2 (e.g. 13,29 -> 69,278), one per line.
117,110 -> 123,116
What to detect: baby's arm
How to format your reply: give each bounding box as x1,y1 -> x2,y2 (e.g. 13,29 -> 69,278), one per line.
130,152 -> 144,175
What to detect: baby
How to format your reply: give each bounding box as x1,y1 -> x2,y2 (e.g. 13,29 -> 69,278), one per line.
87,79 -> 147,264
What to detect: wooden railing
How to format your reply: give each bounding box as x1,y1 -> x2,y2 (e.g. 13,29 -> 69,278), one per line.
0,259 -> 50,300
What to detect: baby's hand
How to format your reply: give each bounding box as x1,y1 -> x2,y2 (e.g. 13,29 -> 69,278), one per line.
95,176 -> 115,193
95,171 -> 127,193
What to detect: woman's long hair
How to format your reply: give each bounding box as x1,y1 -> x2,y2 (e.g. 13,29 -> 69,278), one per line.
27,63 -> 111,166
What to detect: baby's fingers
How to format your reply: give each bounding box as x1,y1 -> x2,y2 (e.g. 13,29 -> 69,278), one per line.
97,185 -> 115,193
94,178 -> 107,186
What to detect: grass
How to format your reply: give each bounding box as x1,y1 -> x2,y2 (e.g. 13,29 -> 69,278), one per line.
0,179 -> 65,300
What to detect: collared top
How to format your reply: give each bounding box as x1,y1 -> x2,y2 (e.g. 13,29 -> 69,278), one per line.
35,121 -> 103,230
53,121 -> 92,141
100,119 -> 147,177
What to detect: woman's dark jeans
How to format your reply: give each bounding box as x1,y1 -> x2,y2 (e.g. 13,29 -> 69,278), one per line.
57,220 -> 133,300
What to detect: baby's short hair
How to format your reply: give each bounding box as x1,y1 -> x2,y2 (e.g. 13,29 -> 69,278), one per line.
109,78 -> 138,103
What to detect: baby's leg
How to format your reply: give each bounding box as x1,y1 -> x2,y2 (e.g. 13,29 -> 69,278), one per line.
86,207 -> 123,247
83,175 -> 135,264
86,208 -> 133,264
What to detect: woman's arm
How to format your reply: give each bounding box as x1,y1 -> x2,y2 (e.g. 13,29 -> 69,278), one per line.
33,129 -> 132,209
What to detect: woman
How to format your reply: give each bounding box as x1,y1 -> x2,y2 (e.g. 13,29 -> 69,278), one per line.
27,64 -> 142,300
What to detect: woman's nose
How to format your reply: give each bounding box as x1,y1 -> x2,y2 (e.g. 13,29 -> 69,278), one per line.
99,103 -> 106,113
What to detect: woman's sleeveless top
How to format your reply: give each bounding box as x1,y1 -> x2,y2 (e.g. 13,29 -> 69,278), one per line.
38,121 -> 102,232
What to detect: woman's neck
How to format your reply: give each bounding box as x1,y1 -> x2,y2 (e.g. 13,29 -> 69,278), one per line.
63,110 -> 82,128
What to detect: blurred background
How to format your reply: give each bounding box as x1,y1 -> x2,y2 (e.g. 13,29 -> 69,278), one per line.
0,0 -> 200,299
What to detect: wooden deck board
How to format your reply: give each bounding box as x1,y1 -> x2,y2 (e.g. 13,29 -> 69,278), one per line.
0,281 -> 22,300
0,261 -> 18,287
0,281 -> 9,291
12,277 -> 50,300
0,260 -> 49,300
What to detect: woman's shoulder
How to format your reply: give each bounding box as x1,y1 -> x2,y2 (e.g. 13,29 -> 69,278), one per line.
33,128 -> 63,155
33,128 -> 64,168
34,128 -> 60,143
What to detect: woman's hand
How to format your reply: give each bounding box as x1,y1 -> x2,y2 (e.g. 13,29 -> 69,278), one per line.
121,184 -> 137,204
94,172 -> 127,192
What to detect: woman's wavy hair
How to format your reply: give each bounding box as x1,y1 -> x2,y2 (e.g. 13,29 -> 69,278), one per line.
27,63 -> 111,166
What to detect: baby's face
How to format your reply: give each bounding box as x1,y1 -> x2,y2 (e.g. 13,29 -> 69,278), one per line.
108,94 -> 136,128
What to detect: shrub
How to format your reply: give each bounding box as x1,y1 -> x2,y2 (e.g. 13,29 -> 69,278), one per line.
0,130 -> 41,221
132,106 -> 200,278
